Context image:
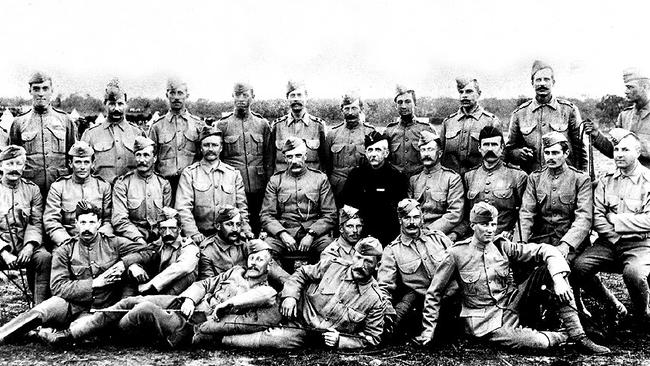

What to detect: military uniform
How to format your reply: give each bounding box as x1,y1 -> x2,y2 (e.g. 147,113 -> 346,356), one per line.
223,260 -> 385,349
269,112 -> 327,173
384,117 -> 435,177
592,103 -> 650,168
141,236 -> 199,295
505,97 -> 587,173
148,110 -> 204,192
0,177 -> 49,304
44,174 -> 113,246
216,111 -> 272,233
320,237 -> 355,266
10,106 -> 76,195
112,170 -> 172,243
81,119 -> 145,183
463,161 -> 527,235
198,234 -> 246,280
408,164 -> 465,235
260,167 -> 337,257
175,160 -> 250,239
324,120 -> 375,202
440,106 -> 499,176
516,164 -> 592,251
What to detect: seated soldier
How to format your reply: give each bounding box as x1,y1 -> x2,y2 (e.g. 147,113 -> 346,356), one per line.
415,202 -> 609,354
260,137 -> 337,269
0,146 -> 49,304
377,198 -> 456,340
37,239 -> 280,348
221,237 -> 385,350
44,141 -> 113,247
0,200 -> 154,344
320,205 -> 364,266
198,205 -> 248,280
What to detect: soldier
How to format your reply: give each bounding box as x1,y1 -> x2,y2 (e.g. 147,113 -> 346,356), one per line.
408,130 -> 464,241
148,78 -> 204,195
175,126 -> 251,245
586,68 -> 650,168
112,136 -> 172,245
260,137 -> 336,267
462,126 -> 527,237
440,76 -> 500,176
574,129 -> 650,322
198,205 -> 249,280
10,71 -> 76,197
0,200 -> 154,344
385,85 -> 435,177
269,81 -> 327,173
81,78 -> 145,183
44,141 -> 113,247
415,202 -> 609,354
505,60 -> 587,173
340,131 -> 409,246
377,199 -> 455,339
320,205 -> 363,266
216,82 -> 272,234
0,146 -> 49,304
223,237 -> 385,349
324,91 -> 375,205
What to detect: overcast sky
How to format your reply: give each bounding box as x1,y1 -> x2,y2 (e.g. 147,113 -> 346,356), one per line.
1,0 -> 649,101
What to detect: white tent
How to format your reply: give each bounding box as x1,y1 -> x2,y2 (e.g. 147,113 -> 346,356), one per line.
70,108 -> 81,120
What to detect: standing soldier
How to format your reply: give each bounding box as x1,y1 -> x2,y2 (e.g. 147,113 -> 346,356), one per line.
462,126 -> 527,237
10,71 -> 76,197
409,130 -> 465,241
44,141 -> 113,247
81,78 -> 145,183
217,82 -> 272,235
0,146 -> 49,304
269,81 -> 328,173
440,76 -> 500,176
325,91 -> 375,205
112,136 -> 172,245
175,126 -> 251,245
149,78 -> 204,196
385,85 -> 435,177
586,68 -> 650,168
505,60 -> 587,173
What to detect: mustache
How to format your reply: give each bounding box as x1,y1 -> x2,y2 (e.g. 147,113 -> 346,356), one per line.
7,170 -> 20,175
162,235 -> 176,242
81,230 -> 93,236
535,86 -> 549,91
290,101 -> 303,107
406,224 -> 418,230
421,156 -> 434,161
484,151 -> 499,159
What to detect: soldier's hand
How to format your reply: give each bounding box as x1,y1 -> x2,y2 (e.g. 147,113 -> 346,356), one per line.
16,243 -> 34,267
192,233 -> 206,245
281,297 -> 298,318
128,264 -> 150,283
552,274 -> 573,304
242,230 -> 255,240
136,237 -> 147,246
383,313 -> 396,336
180,298 -> 195,319
447,232 -> 458,242
138,282 -> 157,295
557,242 -> 571,259
583,119 -> 598,137
279,232 -> 297,252
298,234 -> 314,252
1,249 -> 18,269
514,147 -> 534,162
323,328 -> 340,347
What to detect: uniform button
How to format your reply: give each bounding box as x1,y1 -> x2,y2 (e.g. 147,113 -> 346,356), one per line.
405,138 -> 409,142
552,187 -> 556,191
552,201 -> 556,205
178,147 -> 182,151
116,139 -> 120,142
147,193 -> 151,196
486,181 -> 490,185
425,186 -> 429,190
117,157 -> 121,160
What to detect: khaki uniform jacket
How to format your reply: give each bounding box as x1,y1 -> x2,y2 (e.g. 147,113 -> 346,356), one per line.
320,237 -> 355,267
506,97 -> 587,173
0,178 -> 43,254
112,170 -> 172,242
81,119 -> 145,183
44,174 -> 113,246
148,110 -> 204,178
198,234 -> 246,280
10,106 -> 76,194
421,236 -> 569,338
408,164 -> 465,235
324,121 -> 376,196
592,103 -> 650,168
50,233 -> 154,310
143,236 -> 199,295
281,260 -> 385,349
385,117 -> 435,177
217,111 -> 272,194
270,112 -> 327,173
175,160 -> 250,238
260,168 -> 336,237
517,164 -> 592,249
440,105 -> 499,176
593,163 -> 650,244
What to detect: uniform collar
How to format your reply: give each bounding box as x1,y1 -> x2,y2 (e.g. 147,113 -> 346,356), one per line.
482,159 -> 504,172
102,118 -> 128,131
155,237 -> 182,251
199,159 -> 224,173
398,232 -> 422,247
423,163 -> 442,175
214,234 -> 243,251
531,96 -> 558,111
167,109 -> 190,121
344,267 -> 373,295
614,162 -> 644,184
459,105 -> 483,120
289,111 -> 310,126
547,163 -> 567,177
333,237 -> 355,255
33,105 -> 52,115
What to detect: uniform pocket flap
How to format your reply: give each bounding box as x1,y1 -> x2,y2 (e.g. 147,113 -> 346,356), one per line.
347,308 -> 367,323
330,143 -> 345,153
467,190 -> 479,200
493,188 -> 513,199
305,138 -> 320,150
396,258 -> 421,274
224,135 -> 240,144
459,270 -> 480,284
250,133 -> 263,143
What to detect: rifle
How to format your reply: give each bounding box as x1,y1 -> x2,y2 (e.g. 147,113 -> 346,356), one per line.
3,214 -> 32,306
224,321 -> 366,340
90,308 -> 210,324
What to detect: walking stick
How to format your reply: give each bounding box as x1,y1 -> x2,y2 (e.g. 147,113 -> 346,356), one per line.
4,214 -> 32,307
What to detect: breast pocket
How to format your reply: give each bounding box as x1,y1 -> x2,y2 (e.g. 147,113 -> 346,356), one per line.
428,191 -> 448,213
389,141 -> 402,163
46,124 -> 67,152
396,257 -> 422,275
192,179 -> 213,214
445,124 -> 462,149
249,133 -> 264,156
558,193 -> 575,208
183,129 -> 200,154
70,264 -> 88,279
93,139 -> 116,169
493,187 -> 514,207
223,135 -> 242,157
304,139 -> 320,163
330,143 -> 347,167
623,197 -> 643,214
21,129 -> 39,154
459,270 -> 481,295
549,114 -> 568,132
61,201 -> 77,227
126,197 -> 146,220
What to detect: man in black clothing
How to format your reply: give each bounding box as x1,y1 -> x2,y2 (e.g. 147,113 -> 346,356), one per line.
341,131 -> 409,246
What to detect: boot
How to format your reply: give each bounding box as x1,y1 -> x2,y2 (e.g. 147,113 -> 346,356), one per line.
37,328 -> 72,347
572,334 -> 611,354
0,309 -> 42,344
